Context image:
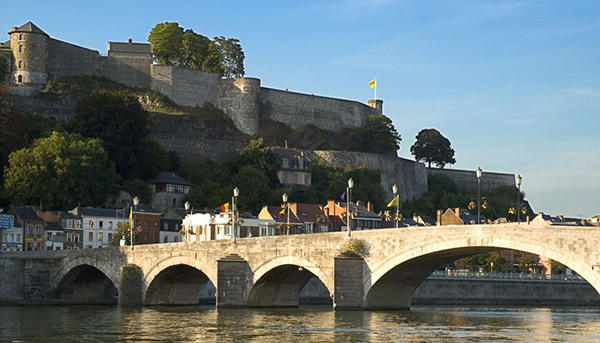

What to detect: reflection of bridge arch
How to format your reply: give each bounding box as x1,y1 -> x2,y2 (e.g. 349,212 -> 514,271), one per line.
365,229 -> 600,310
249,255 -> 332,307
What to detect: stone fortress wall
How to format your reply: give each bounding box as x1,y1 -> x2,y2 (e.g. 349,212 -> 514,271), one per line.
3,22 -> 516,205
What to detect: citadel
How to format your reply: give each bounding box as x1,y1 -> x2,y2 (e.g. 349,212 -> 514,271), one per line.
0,22 -> 516,202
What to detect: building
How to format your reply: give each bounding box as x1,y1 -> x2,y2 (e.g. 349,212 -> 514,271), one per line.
182,210 -> 275,242
160,208 -> 185,243
323,200 -> 381,232
147,172 -> 193,211
70,206 -> 128,248
10,206 -> 44,251
132,203 -> 161,245
273,148 -> 312,188
437,208 -> 486,226
1,214 -> 23,251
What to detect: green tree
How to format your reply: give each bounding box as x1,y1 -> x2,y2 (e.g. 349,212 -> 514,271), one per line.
211,36 -> 245,78
202,40 -> 225,75
235,138 -> 279,188
359,115 -> 401,154
181,29 -> 210,70
410,128 -> 456,168
69,89 -> 167,180
234,165 -> 272,214
148,22 -> 184,65
0,54 -> 8,83
486,251 -> 506,272
4,131 -> 119,209
109,221 -> 135,246
518,252 -> 536,273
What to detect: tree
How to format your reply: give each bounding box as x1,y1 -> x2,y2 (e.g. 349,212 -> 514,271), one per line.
486,251 -> 506,272
148,22 -> 184,66
69,89 -> 167,180
4,131 -> 119,209
210,36 -> 245,78
234,165 -> 272,214
181,29 -> 210,70
109,221 -> 136,246
235,138 -> 279,187
359,115 -> 401,154
201,40 -> 225,75
0,54 -> 8,83
410,128 -> 456,168
518,252 -> 536,273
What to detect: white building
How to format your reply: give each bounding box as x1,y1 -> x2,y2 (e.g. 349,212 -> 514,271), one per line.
1,225 -> 23,251
70,207 -> 129,248
182,211 -> 275,242
45,221 -> 64,251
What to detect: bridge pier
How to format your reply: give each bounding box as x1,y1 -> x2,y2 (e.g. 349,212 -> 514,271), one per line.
216,254 -> 252,308
333,254 -> 365,310
118,264 -> 144,306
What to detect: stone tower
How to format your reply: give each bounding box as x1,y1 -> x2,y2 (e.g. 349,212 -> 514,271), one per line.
9,22 -> 49,94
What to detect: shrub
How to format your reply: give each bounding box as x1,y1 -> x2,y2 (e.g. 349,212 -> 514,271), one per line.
339,237 -> 370,258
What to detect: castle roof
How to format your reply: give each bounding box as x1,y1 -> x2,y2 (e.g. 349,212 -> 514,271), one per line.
9,21 -> 49,37
148,171 -> 193,186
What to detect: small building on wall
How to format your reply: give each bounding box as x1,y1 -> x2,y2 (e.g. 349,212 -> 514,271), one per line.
273,148 -> 312,188
160,208 -> 185,243
147,172 -> 193,211
182,210 -> 275,242
10,206 -> 45,251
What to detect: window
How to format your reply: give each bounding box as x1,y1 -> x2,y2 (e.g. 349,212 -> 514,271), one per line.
67,233 -> 72,242
154,221 -> 158,228
17,75 -> 23,83
99,221 -> 103,228
19,33 -> 23,40
74,234 -> 79,243
108,233 -> 112,241
35,226 -> 42,236
108,221 -> 113,229
145,221 -> 149,228
98,232 -> 103,241
88,232 -> 93,241
144,233 -> 149,243
16,234 -> 21,242
18,60 -> 23,69
27,225 -> 34,235
163,222 -> 168,230
19,44 -> 23,53
153,233 -> 158,243
164,236 -> 168,243
89,220 -> 95,229
46,232 -> 52,241
174,236 -> 178,242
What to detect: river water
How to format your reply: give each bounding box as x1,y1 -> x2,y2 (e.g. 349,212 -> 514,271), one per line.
1,305 -> 599,342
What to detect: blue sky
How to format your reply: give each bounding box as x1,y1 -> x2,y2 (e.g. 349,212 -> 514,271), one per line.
5,1 -> 599,218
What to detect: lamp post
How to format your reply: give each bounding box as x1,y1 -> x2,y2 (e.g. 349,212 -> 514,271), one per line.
184,201 -> 190,242
476,167 -> 482,224
347,178 -> 354,237
282,193 -> 290,235
132,196 -> 139,250
516,174 -> 522,224
232,187 -> 239,243
392,184 -> 399,228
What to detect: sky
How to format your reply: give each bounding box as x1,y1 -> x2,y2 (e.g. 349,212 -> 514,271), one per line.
4,0 -> 599,218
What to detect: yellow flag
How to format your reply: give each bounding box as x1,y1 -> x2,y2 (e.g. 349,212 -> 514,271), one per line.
386,195 -> 398,208
369,78 -> 376,88
129,207 -> 133,228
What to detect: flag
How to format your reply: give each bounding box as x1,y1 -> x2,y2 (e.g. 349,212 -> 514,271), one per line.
482,200 -> 489,210
386,195 -> 399,208
278,208 -> 285,216
508,207 -> 516,215
369,78 -> 376,88
468,201 -> 476,211
129,207 -> 133,228
220,202 -> 230,212
521,206 -> 527,214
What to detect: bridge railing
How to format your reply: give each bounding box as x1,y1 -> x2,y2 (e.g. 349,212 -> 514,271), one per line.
429,270 -> 586,282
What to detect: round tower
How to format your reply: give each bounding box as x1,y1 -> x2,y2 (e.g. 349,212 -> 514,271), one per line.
231,77 -> 261,135
9,22 -> 49,90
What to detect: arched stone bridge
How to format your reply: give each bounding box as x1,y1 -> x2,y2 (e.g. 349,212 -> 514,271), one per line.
3,222 -> 600,310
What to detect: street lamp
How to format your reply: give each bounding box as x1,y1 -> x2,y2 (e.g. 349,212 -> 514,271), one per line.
347,178 -> 354,237
132,196 -> 139,250
232,187 -> 239,243
516,174 -> 522,224
476,167 -> 482,224
392,184 -> 399,228
184,201 -> 190,242
282,193 -> 290,235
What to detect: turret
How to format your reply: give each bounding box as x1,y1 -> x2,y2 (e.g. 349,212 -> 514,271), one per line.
9,22 -> 49,91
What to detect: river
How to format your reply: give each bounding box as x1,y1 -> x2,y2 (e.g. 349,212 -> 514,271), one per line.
1,305 -> 599,342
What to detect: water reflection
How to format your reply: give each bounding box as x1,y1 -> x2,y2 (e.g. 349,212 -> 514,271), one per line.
1,306 -> 599,342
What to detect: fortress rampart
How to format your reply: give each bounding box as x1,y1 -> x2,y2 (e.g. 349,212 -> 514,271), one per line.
427,168 -> 515,190
2,22 -> 380,135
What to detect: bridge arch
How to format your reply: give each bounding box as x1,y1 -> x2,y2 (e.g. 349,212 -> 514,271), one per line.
365,230 -> 600,310
249,256 -> 332,307
143,255 -> 217,305
51,255 -> 121,304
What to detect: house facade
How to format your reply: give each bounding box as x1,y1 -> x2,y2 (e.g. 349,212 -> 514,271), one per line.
148,172 -> 193,211
70,207 -> 128,249
10,206 -> 45,251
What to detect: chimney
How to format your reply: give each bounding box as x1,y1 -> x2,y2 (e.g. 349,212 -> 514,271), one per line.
367,201 -> 373,212
437,210 -> 443,226
455,207 -> 461,217
128,38 -> 133,43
